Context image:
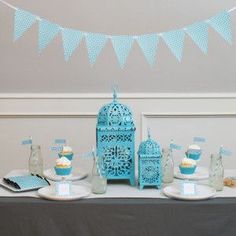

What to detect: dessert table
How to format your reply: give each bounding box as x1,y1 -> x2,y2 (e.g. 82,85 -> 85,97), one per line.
1,170 -> 236,236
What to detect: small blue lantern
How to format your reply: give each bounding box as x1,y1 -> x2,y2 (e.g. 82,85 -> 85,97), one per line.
96,89 -> 136,186
138,130 -> 162,189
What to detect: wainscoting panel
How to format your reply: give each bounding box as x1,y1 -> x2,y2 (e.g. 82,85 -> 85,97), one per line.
0,93 -> 235,176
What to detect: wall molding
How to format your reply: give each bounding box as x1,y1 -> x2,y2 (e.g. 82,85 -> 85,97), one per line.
0,113 -> 97,118
141,112 -> 236,140
1,93 -> 236,99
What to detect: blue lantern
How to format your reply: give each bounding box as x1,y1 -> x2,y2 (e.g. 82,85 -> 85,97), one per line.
138,130 -> 162,189
96,89 -> 136,186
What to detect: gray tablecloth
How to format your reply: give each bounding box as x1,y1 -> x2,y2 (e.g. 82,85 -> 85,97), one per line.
0,197 -> 236,236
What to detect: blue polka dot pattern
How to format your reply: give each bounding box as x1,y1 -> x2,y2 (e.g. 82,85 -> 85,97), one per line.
39,19 -> 60,52
136,34 -> 159,66
162,30 -> 185,62
14,9 -> 36,41
62,28 -> 83,61
85,33 -> 108,65
186,22 -> 208,54
111,36 -> 134,68
208,11 -> 232,44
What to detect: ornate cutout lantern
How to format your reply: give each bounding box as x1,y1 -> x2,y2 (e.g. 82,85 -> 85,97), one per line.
96,89 -> 136,186
138,130 -> 162,189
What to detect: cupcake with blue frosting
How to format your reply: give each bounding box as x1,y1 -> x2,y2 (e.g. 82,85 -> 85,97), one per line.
54,156 -> 72,176
186,144 -> 201,161
179,158 -> 197,175
58,146 -> 74,160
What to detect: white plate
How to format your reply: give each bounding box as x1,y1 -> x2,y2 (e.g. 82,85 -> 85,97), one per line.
44,168 -> 87,182
174,166 -> 209,180
163,184 -> 216,200
38,185 -> 91,201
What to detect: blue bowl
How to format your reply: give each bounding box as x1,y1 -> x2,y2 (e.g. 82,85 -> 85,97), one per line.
179,165 -> 196,175
186,151 -> 201,161
58,152 -> 73,161
54,166 -> 72,176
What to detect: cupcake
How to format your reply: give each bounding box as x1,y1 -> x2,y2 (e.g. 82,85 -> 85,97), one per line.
58,146 -> 73,160
186,144 -> 201,161
54,156 -> 72,176
179,158 -> 197,175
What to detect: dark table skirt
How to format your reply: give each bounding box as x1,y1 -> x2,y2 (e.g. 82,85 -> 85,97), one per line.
0,197 -> 236,236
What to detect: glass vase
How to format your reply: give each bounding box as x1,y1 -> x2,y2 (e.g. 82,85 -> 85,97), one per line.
29,145 -> 43,176
162,148 -> 174,183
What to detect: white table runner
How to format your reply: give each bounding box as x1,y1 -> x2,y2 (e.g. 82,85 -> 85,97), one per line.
1,169 -> 236,199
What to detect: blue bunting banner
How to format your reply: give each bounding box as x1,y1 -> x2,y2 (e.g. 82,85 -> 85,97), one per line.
62,28 -> 83,61
186,22 -> 208,54
136,34 -> 159,66
86,33 -> 108,66
0,0 -> 234,68
111,35 -> 134,68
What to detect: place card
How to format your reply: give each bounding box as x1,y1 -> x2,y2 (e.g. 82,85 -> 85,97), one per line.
56,181 -> 71,196
181,181 -> 196,196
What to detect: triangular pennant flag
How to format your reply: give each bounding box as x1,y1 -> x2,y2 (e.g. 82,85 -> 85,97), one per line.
62,28 -> 83,61
162,30 -> 185,62
186,22 -> 208,54
208,11 -> 232,44
111,35 -> 134,68
39,19 -> 60,52
136,34 -> 159,66
85,33 -> 108,65
14,9 -> 37,41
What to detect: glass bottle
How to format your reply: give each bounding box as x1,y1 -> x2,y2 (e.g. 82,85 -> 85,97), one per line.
29,145 -> 43,176
209,154 -> 224,191
91,156 -> 107,194
162,147 -> 174,183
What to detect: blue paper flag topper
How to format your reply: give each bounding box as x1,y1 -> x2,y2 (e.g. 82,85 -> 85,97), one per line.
22,137 -> 32,145
193,137 -> 206,143
220,146 -> 232,156
55,139 -> 66,144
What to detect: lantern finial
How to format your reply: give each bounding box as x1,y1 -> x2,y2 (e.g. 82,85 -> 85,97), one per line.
147,128 -> 151,139
112,86 -> 117,101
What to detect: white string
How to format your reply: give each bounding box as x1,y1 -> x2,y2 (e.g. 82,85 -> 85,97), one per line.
0,0 -> 235,36
0,0 -> 17,10
228,6 -> 236,13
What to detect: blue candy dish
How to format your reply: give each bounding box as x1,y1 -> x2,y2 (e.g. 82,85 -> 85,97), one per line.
179,165 -> 196,175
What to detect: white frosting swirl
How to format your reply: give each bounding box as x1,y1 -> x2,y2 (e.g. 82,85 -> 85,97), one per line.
188,144 -> 201,151
62,146 -> 73,153
181,157 -> 196,166
56,156 -> 71,167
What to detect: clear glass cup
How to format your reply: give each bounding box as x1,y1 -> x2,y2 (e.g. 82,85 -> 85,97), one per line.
162,148 -> 174,183
29,145 -> 43,176
209,153 -> 224,191
91,157 -> 107,194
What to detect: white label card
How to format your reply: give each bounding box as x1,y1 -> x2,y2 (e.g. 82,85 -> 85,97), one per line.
181,181 -> 196,196
56,182 -> 71,196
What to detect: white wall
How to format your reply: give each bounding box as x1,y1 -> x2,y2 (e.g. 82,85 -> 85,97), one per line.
0,93 -> 236,176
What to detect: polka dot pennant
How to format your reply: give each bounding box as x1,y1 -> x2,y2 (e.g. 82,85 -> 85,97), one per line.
186,22 -> 208,54
38,19 -> 60,52
62,28 -> 83,61
111,36 -> 134,68
14,9 -> 37,41
85,33 -> 108,66
208,11 -> 232,44
162,30 -> 185,62
136,34 -> 159,66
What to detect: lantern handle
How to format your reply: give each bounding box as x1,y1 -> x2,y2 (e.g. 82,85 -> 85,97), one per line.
147,128 -> 151,139
112,86 -> 118,101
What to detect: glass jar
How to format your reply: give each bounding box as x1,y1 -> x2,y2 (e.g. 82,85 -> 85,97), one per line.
29,145 -> 43,176
209,154 -> 224,191
162,148 -> 174,183
91,157 -> 107,194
